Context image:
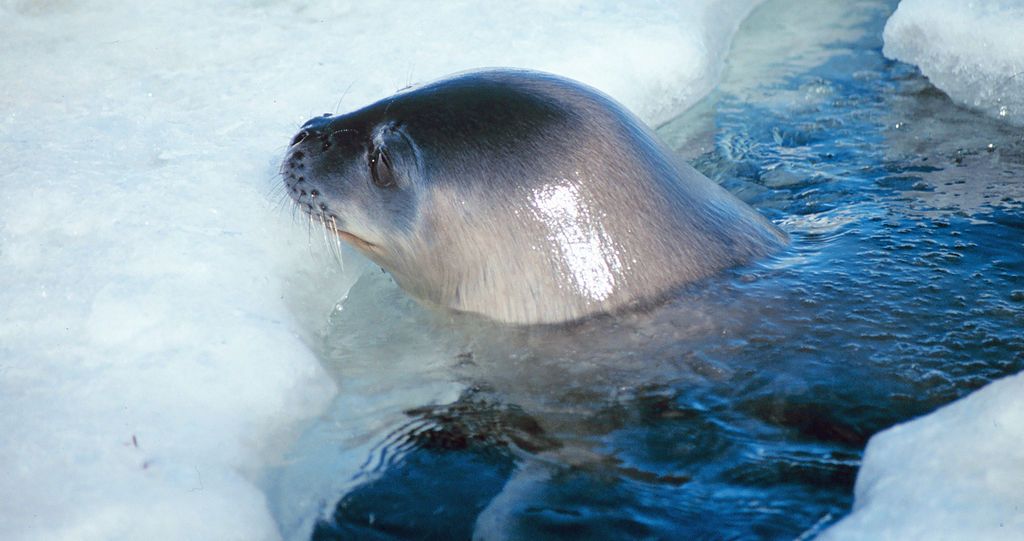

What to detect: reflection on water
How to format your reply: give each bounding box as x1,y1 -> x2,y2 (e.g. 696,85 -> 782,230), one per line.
277,0 -> 1024,539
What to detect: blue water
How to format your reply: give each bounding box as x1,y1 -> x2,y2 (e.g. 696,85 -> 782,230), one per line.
305,0 -> 1024,539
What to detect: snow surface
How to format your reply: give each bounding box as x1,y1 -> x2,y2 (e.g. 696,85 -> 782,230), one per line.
0,1 -> 762,539
883,0 -> 1024,125
821,372 -> 1024,540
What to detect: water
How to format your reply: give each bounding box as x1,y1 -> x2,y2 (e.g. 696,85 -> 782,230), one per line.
289,0 -> 1024,539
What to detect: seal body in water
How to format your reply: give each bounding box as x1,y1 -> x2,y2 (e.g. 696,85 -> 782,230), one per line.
281,69 -> 786,325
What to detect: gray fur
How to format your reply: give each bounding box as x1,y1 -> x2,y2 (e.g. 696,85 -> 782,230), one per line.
282,69 -> 787,325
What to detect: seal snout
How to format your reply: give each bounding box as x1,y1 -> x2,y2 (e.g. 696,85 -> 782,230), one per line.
287,113 -> 335,149
289,131 -> 308,147
281,139 -> 318,212
282,115 -> 351,222
300,112 -> 335,131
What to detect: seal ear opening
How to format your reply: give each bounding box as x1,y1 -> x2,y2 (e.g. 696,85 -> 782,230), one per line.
370,148 -> 397,189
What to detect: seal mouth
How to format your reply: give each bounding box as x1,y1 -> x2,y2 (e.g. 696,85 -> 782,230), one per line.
336,230 -> 378,253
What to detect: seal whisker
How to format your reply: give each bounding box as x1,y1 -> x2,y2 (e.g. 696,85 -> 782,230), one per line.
265,181 -> 282,200
266,181 -> 291,209
313,212 -> 333,263
305,211 -> 318,247
328,215 -> 346,273
270,192 -> 291,214
333,80 -> 356,114
321,215 -> 336,261
314,210 -> 346,268
316,211 -> 331,252
321,213 -> 340,264
396,64 -> 417,93
277,188 -> 295,211
264,169 -> 290,202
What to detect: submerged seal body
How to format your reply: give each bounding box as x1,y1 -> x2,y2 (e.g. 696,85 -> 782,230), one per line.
281,69 -> 786,325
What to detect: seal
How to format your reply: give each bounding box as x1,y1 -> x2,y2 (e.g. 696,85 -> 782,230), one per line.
281,69 -> 786,325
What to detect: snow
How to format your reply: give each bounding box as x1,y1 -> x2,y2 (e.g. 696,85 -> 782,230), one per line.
820,372 -> 1024,540
882,0 -> 1024,125
0,1 -> 762,540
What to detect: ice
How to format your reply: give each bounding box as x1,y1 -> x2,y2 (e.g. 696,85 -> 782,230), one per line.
883,0 -> 1024,125
0,1 -> 761,539
821,372 -> 1024,540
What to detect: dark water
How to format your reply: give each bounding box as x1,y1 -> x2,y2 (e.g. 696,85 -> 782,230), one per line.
306,0 -> 1024,539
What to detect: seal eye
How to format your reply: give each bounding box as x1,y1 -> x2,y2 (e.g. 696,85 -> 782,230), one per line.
370,148 -> 396,189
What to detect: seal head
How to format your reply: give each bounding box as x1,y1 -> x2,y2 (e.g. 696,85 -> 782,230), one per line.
282,69 -> 786,325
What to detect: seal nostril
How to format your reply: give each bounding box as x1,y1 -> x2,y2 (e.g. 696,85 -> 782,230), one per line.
290,131 -> 308,147
292,151 -> 304,160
